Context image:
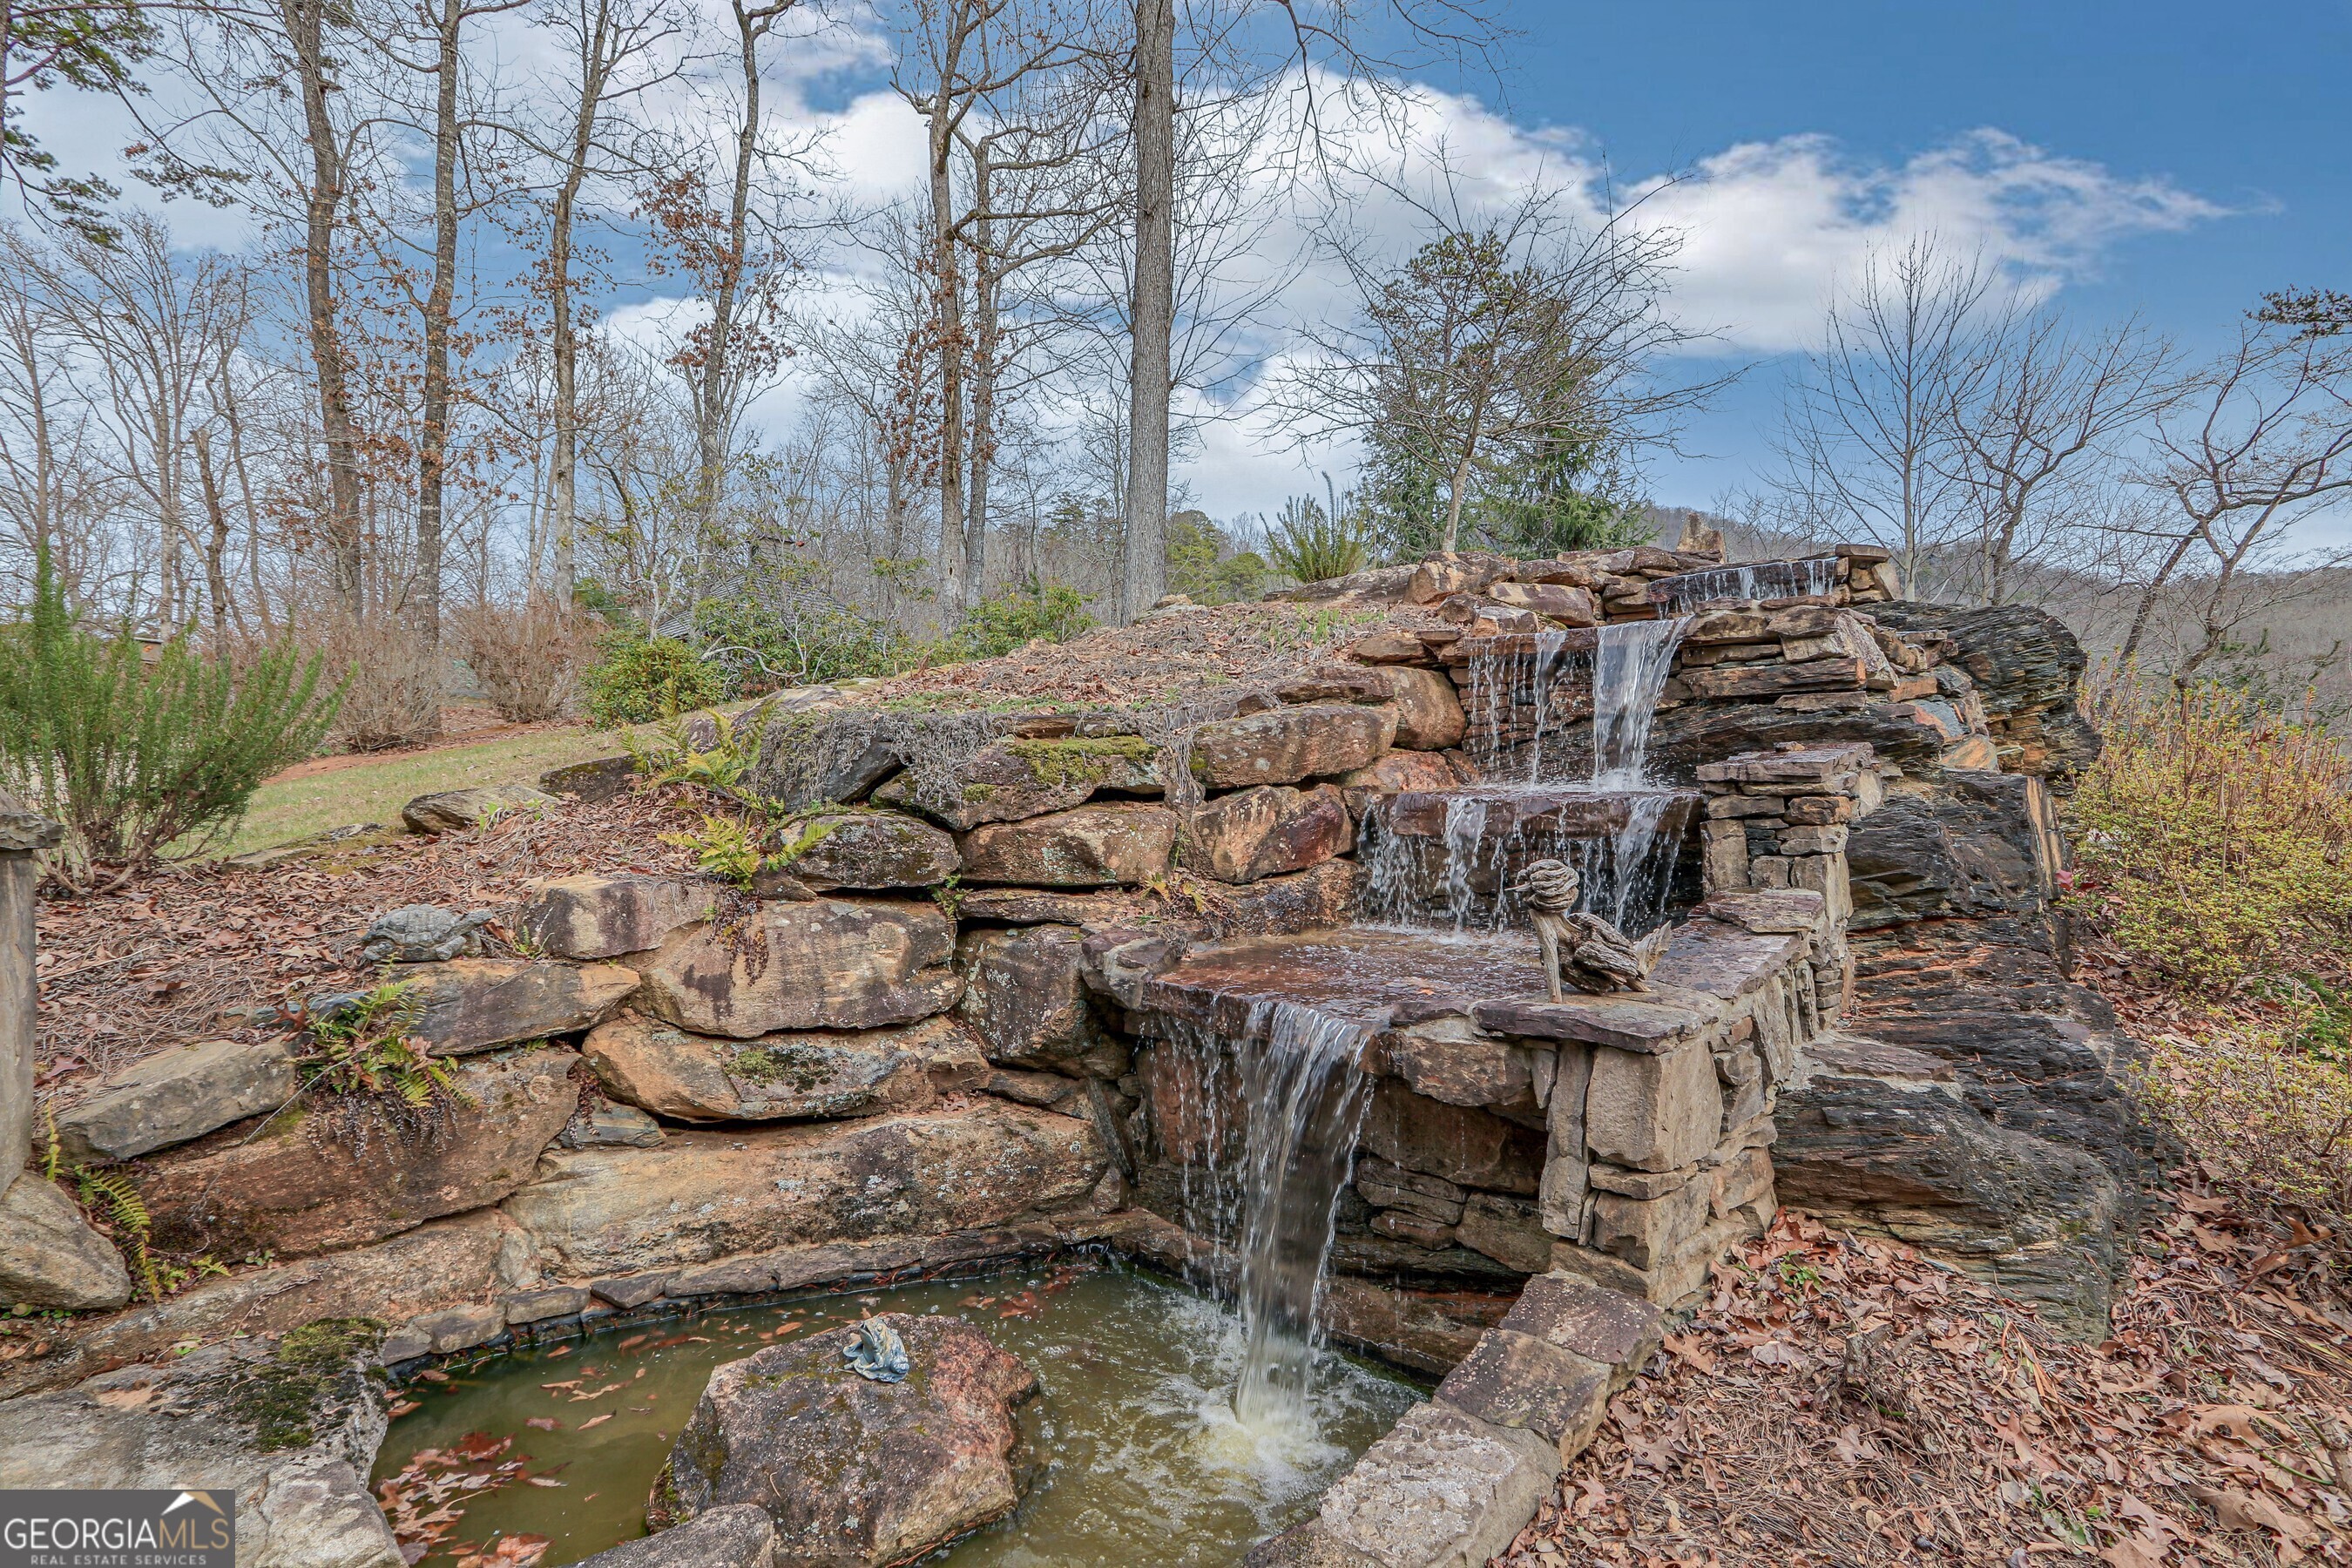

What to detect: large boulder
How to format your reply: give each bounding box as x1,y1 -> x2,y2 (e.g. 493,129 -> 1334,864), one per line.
1380,666 -> 1468,750
575,1505 -> 775,1568
136,1044 -> 581,1260
652,1315 -> 1035,1568
382,958 -> 638,1055
787,810 -> 961,889
1871,601 -> 2102,787
400,782 -> 558,835
955,924 -> 1125,1075
1189,704 -> 1396,787
957,803 -> 1177,887
519,875 -> 717,960
0,1170 -> 132,1309
53,1037 -> 301,1163
1179,783 -> 1352,885
0,1322 -> 404,1568
583,1014 -> 982,1122
502,1101 -> 1106,1275
873,736 -> 1162,831
631,898 -> 961,1038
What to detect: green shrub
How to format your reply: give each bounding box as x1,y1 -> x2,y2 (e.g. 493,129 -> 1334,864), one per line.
950,582 -> 1094,659
583,632 -> 723,727
0,546 -> 341,892
1267,495 -> 1369,583
2068,682 -> 2352,990
2138,1026 -> 2352,1237
692,593 -> 911,695
1166,513 -> 1272,605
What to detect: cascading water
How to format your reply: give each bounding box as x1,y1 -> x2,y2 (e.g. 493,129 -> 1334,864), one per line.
1361,617 -> 1693,933
1651,555 -> 1838,615
1159,997 -> 1375,1432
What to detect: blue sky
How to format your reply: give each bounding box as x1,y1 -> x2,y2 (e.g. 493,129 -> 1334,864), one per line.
1412,0 -> 2352,510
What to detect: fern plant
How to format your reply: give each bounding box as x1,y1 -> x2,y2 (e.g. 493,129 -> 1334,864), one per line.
1267,495 -> 1370,583
627,700 -> 774,810
75,1166 -> 159,1301
301,981 -> 472,1112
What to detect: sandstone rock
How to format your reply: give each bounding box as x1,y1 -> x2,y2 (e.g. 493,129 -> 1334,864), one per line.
1181,784 -> 1353,884
539,753 -> 639,805
957,802 -> 1177,887
519,874 -> 716,960
1484,581 -> 1599,626
1497,1270 -> 1665,1371
1584,1042 -> 1722,1173
138,1045 -> 581,1260
787,810 -> 961,889
1189,703 -> 1396,787
401,782 -> 558,835
575,1505 -> 776,1568
0,1170 -> 132,1309
584,1014 -> 949,1121
1435,1328 -> 1609,1449
502,1101 -> 1105,1275
1453,1193 -> 1550,1273
1374,1019 -> 1539,1117
380,957 -> 638,1055
1344,629 -> 1436,664
54,1037 -> 301,1163
751,713 -> 902,814
1378,666 -> 1469,749
632,898 -> 959,1037
1335,749 -> 1464,818
1405,556 -> 1509,605
1356,1157 -> 1467,1224
1275,664 -> 1396,705
1077,929 -> 1191,1010
652,1315 -> 1034,1567
956,924 -> 1125,1075
0,1324 -> 403,1568
1871,601 -> 2101,787
407,1301 -> 506,1353
1315,1401 -> 1558,1568
4,1212 -> 514,1402
1591,1180 -> 1712,1269
1474,995 -> 1707,1055
558,1103 -> 667,1146
503,1284 -> 589,1324
1362,1081 -> 1544,1195
873,736 -> 1162,830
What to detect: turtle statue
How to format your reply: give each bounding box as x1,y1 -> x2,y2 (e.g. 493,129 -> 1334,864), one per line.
1510,859 -> 1670,1001
358,904 -> 496,964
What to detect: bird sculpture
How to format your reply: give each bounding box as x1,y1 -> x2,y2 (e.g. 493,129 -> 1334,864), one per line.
1511,858 -> 1670,1001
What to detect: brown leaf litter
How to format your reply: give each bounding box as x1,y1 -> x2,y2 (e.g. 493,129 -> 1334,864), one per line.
1497,1202 -> 2352,1568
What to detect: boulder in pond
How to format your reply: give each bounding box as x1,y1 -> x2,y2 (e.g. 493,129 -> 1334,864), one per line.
631,897 -> 961,1038
651,1314 -> 1035,1568
574,1504 -> 774,1567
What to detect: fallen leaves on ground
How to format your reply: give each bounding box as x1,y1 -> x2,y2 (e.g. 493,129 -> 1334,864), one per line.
34,788 -> 695,1099
1497,1203 -> 2351,1568
375,1433 -> 538,1565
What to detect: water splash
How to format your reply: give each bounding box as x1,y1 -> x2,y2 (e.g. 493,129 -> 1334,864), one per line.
1158,997 -> 1375,1434
1651,556 -> 1839,615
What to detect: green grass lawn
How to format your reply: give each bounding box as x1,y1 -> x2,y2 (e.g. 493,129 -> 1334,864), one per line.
209,725 -> 627,859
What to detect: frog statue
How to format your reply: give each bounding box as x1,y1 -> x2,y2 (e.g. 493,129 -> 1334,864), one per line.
1510,858 -> 1670,1002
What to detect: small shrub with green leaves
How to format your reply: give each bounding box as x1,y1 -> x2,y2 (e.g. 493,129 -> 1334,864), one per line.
0,545 -> 341,891
2068,681 -> 2352,990
583,632 -> 724,727
950,582 -> 1095,659
626,701 -> 771,809
693,593 -> 912,695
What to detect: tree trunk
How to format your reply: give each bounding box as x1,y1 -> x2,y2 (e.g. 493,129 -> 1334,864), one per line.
694,3 -> 762,583
414,0 -> 463,740
546,0 -> 609,607
926,81 -> 967,618
286,0 -> 367,614
965,143 -> 997,605
1119,0 -> 1174,623
193,427 -> 235,639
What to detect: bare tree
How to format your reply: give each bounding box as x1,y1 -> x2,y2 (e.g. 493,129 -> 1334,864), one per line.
1937,305 -> 2175,605
1775,234 -> 1990,598
2118,321 -> 2352,677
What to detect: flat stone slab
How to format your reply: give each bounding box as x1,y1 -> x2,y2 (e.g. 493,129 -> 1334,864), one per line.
1472,995 -> 1707,1054
1434,1327 -> 1609,1447
1315,1401 -> 1560,1568
53,1037 -> 301,1162
1647,919 -> 1809,1000
1497,1270 -> 1666,1370
1375,787 -> 1698,841
1695,888 -> 1827,934
1145,928 -> 1552,1032
1802,1033 -> 1958,1084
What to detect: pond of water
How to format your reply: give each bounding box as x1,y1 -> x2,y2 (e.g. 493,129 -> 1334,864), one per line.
371,1260 -> 1420,1566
